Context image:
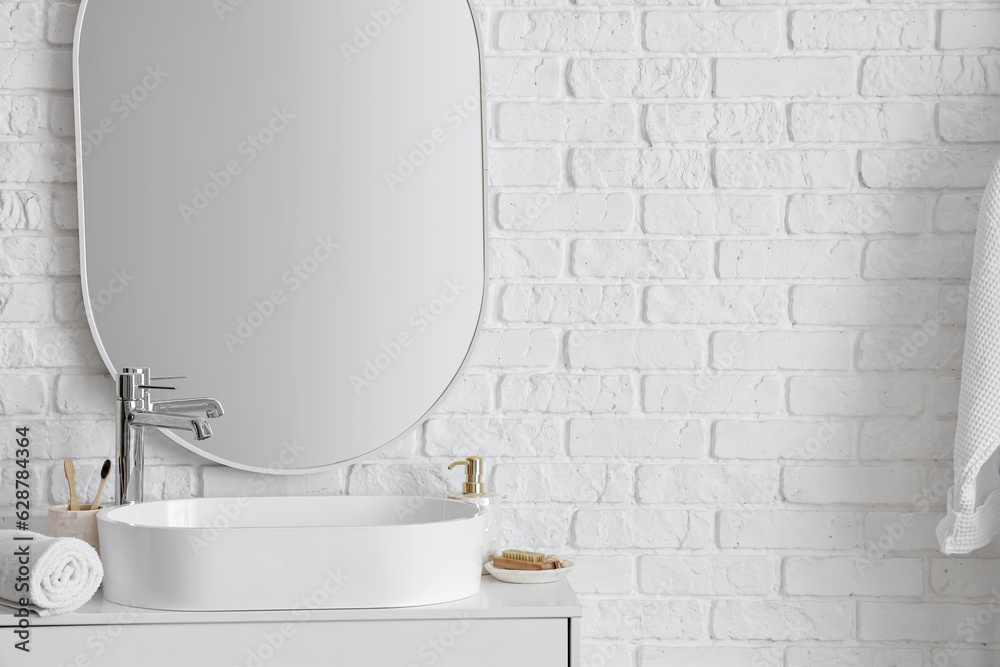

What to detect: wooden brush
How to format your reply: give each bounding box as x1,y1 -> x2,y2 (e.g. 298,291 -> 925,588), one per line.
86,459 -> 111,511
492,549 -> 556,571
64,459 -> 80,511
492,556 -> 556,571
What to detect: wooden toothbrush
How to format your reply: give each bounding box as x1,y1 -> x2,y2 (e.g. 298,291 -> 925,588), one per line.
64,459 -> 80,511
87,459 -> 111,511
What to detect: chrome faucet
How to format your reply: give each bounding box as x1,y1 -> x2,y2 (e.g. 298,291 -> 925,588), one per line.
116,367 -> 224,505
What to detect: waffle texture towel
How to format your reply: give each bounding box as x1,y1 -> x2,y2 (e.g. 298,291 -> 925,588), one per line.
0,530 -> 103,616
938,157 -> 1000,554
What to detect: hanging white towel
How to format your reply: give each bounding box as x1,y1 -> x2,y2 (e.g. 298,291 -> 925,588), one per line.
0,530 -> 103,616
938,157 -> 1000,554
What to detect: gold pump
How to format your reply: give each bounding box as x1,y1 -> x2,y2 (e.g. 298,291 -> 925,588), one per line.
448,456 -> 485,494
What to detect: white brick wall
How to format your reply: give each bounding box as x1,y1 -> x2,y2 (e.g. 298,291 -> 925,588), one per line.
1,0 -> 998,664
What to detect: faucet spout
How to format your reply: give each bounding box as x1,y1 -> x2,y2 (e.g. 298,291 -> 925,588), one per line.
129,411 -> 214,440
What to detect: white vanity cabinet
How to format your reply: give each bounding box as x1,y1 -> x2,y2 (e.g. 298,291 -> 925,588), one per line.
3,578 -> 582,666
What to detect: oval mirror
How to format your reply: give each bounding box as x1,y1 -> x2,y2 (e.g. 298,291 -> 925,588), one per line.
75,0 -> 486,472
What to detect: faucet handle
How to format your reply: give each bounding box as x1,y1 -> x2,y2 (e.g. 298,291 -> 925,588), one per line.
139,384 -> 176,391
151,376 -> 186,381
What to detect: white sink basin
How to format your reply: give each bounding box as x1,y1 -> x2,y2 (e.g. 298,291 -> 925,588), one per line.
97,496 -> 484,611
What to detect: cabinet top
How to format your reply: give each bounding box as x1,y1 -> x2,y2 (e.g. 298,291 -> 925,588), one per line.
10,578 -> 582,628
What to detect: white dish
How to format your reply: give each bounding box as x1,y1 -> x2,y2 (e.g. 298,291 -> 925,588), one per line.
485,560 -> 575,585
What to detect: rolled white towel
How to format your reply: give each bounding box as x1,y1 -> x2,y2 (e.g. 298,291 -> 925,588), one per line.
0,530 -> 103,616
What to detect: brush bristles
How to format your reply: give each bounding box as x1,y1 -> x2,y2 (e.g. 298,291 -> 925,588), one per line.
501,549 -> 545,563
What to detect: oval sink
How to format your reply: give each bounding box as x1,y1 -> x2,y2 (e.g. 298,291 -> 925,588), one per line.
97,496 -> 485,611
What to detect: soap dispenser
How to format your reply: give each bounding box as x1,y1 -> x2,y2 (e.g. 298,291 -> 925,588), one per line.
447,456 -> 501,573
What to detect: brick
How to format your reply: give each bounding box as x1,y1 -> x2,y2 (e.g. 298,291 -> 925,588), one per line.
712,331 -> 852,371
791,285 -> 929,326
714,600 -> 851,640
864,238 -> 974,280
638,464 -> 778,503
935,376 -> 960,417
567,330 -> 703,370
502,284 -> 637,323
568,58 -> 709,98
569,418 -> 703,458
0,374 -> 46,414
789,376 -> 924,417
489,148 -> 561,187
0,329 -> 101,368
790,103 -> 932,142
783,466 -> 925,505
643,195 -> 779,236
644,11 -> 779,53
495,462 -> 631,502
572,239 -> 712,279
484,57 -> 561,97
862,149 -> 996,189
720,510 -> 862,549
48,95 -> 73,136
503,507 -> 573,549
862,56 -> 1000,97
859,330 -> 964,372
574,509 -> 713,549
496,12 -> 634,52
644,648 -> 783,667
639,555 -> 778,595
499,373 -> 634,413
347,463 -> 450,496
0,50 -> 72,89
567,556 -> 632,595
719,240 -> 857,279
489,238 -> 563,278
929,650 -> 1000,667
496,193 -> 633,233
861,421 -> 954,460
497,103 -> 635,142
0,282 -> 47,322
941,11 -> 1000,50
204,466 -> 345,497
786,648 -> 923,667
647,285 -> 786,325
47,3 -> 77,45
716,58 -> 855,97
939,102 -> 1000,143
55,374 -> 115,414
586,599 -> 706,640
0,143 -> 75,182
717,150 -> 852,189
468,329 -> 558,368
788,194 -> 926,235
930,559 -> 1000,597
859,603 -> 1000,642
935,195 -> 979,233
0,95 -> 39,135
436,374 -> 492,413
714,420 -> 854,460
645,103 -> 782,143
0,2 -> 42,44
424,418 -> 563,457
643,375 -> 781,414
791,11 -> 930,51
571,149 -> 708,188
865,512 -> 944,554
